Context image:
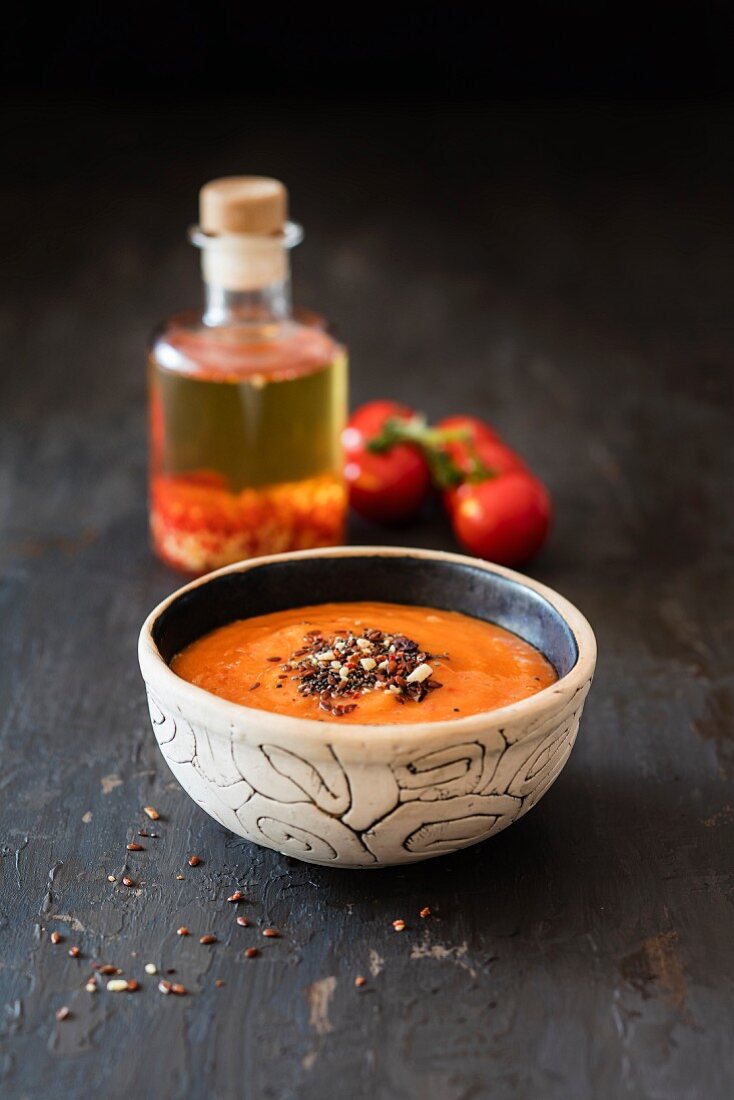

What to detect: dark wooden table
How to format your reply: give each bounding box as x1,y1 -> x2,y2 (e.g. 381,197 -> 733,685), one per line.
2,98 -> 733,1099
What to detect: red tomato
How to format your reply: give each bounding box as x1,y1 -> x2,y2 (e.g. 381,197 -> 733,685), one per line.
436,416 -> 526,515
343,401 -> 431,524
450,471 -> 551,565
437,416 -> 524,480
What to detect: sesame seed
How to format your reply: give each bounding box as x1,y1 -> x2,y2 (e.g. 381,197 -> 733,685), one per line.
143,806 -> 160,820
55,1006 -> 71,1021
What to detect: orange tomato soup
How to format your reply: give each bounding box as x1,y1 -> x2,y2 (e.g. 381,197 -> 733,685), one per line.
171,602 -> 557,724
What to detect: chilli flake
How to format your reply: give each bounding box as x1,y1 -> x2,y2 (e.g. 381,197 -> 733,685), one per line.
284,626 -> 444,715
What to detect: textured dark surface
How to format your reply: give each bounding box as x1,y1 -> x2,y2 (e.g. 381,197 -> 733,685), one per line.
1,98 -> 733,1099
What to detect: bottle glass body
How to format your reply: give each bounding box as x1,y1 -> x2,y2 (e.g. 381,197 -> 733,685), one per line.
149,301 -> 347,574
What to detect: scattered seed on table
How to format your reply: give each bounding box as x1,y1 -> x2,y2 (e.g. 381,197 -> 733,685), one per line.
215,979 -> 225,988
138,830 -> 149,837
99,964 -> 118,975
236,916 -> 249,927
122,876 -> 136,888
56,1006 -> 71,1021
107,875 -> 116,883
144,963 -> 157,975
68,946 -> 80,958
50,931 -> 62,945
266,656 -> 282,662
143,806 -> 160,820
355,975 -> 366,987
244,947 -> 259,958
227,891 -> 245,903
107,979 -> 131,992
126,979 -> 139,992
176,874 -> 184,880
419,906 -> 432,919
177,927 -> 190,937
199,935 -> 217,945
158,980 -> 172,995
127,842 -> 144,851
171,984 -> 187,996
262,928 -> 280,938
392,919 -> 406,932
188,855 -> 201,867
85,981 -> 97,993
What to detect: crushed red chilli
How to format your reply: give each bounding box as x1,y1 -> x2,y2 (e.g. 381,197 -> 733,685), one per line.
283,626 -> 444,716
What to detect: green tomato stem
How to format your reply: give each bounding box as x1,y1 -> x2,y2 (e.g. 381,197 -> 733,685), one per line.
367,415 -> 497,489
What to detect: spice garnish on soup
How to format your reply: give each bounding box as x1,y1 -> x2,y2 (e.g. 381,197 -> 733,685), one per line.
171,602 -> 557,724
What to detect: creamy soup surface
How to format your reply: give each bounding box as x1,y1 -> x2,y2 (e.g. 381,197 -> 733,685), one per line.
172,602 -> 557,724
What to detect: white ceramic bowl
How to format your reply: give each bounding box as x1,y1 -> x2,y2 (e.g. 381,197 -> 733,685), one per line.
138,546 -> 596,868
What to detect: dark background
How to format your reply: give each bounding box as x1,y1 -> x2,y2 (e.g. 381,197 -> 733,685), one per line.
2,6 -> 733,1099
5,4 -> 734,101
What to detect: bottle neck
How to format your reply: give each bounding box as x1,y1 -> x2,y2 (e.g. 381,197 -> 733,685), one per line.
203,278 -> 291,326
199,234 -> 292,326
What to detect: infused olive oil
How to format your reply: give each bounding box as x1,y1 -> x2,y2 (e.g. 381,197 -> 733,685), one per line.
148,177 -> 348,574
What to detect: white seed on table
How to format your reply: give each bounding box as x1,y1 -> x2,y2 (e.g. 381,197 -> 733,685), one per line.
107,979 -> 130,992
144,963 -> 157,975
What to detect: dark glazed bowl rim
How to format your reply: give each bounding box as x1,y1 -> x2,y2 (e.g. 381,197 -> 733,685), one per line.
138,546 -> 597,745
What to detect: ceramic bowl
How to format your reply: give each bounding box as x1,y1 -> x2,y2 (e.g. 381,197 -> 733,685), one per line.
138,546 -> 596,868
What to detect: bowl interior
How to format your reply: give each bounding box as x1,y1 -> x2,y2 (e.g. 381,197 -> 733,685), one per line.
152,554 -> 579,679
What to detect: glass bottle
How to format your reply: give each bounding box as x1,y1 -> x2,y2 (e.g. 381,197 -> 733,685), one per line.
148,177 -> 348,574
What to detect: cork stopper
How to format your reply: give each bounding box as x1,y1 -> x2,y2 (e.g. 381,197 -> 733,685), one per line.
199,177 -> 288,236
